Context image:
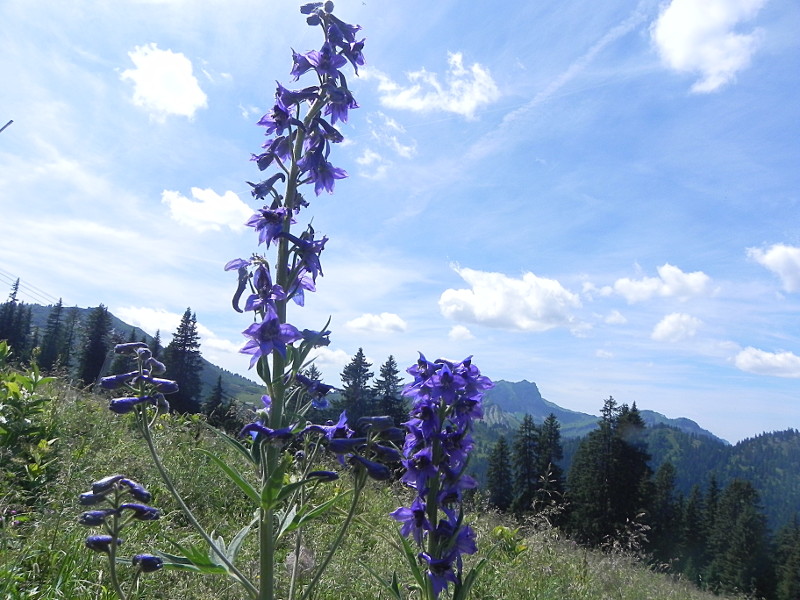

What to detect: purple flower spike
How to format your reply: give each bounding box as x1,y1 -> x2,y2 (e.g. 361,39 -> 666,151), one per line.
240,316 -> 302,367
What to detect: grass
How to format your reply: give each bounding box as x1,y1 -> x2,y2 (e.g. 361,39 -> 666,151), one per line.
0,378 -> 741,600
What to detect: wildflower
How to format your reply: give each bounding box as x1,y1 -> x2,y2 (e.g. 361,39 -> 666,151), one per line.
99,371 -> 139,390
114,342 -> 148,354
390,497 -> 429,546
348,454 -> 391,481
119,478 -> 152,503
109,396 -> 154,414
306,470 -> 339,482
246,207 -> 294,248
240,312 -> 302,366
119,503 -> 161,521
132,554 -> 164,572
79,509 -> 117,526
85,534 -> 121,553
92,474 -> 125,494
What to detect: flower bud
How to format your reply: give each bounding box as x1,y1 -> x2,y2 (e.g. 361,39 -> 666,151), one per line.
132,553 -> 164,572
114,342 -> 148,354
306,470 -> 339,482
119,503 -> 160,521
85,534 -> 121,553
119,478 -> 152,503
348,455 -> 391,481
91,474 -> 125,494
79,509 -> 118,526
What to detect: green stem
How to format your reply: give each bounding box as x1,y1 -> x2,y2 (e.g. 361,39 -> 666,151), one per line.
136,410 -> 258,599
298,472 -> 366,600
107,511 -> 128,600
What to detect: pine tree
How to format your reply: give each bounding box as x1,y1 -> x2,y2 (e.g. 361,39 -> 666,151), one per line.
487,436 -> 514,511
163,308 -> 203,414
649,461 -> 681,564
0,280 -> 32,361
372,355 -> 406,426
38,299 -> 65,371
704,479 -> 771,597
680,484 -> 706,581
511,414 -> 539,513
204,375 -> 235,431
535,413 -> 565,509
60,306 -> 80,373
76,305 -> 112,385
152,329 -> 162,359
567,397 -> 652,545
775,516 -> 800,600
338,347 -> 373,423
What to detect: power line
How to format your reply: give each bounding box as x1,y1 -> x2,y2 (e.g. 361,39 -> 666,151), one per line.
0,120 -> 12,134
0,267 -> 60,306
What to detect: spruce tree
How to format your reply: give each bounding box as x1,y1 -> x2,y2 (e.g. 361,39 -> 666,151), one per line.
649,461 -> 681,564
775,516 -> 800,600
680,484 -> 706,581
163,308 -> 203,414
39,299 -> 65,371
567,397 -> 652,545
372,355 -> 406,425
76,305 -> 112,386
511,414 -> 539,514
204,375 -> 236,431
338,347 -> 373,423
152,329 -> 162,359
704,479 -> 771,597
487,436 -> 513,511
60,306 -> 80,374
535,413 -> 565,509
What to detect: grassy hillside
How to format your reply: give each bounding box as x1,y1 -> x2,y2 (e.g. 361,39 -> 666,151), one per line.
0,363 -> 742,600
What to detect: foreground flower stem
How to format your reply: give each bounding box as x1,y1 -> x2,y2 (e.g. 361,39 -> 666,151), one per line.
135,409 -> 258,599
107,511 -> 127,600
297,470 -> 366,600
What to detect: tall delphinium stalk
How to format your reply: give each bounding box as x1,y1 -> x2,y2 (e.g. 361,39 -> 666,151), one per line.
83,5 -> 377,600
384,355 -> 494,600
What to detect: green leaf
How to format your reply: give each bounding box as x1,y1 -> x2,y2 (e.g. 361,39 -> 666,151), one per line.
158,539 -> 228,574
227,512 -> 259,562
362,564 -> 404,600
198,449 -> 261,507
397,530 -> 425,588
453,558 -> 487,600
203,421 -> 255,465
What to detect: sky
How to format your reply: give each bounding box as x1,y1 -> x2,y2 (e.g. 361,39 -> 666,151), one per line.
1,0 -> 798,443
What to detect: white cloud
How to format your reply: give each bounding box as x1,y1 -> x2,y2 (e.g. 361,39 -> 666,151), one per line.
596,349 -> 614,359
747,243 -> 800,293
651,0 -> 767,93
651,312 -> 703,342
121,43 -> 208,120
161,188 -> 252,232
605,310 -> 628,325
309,346 -> 352,379
448,325 -> 474,341
734,347 -> 800,378
345,312 -> 408,334
439,267 -> 581,332
113,306 -> 182,339
366,52 -> 500,119
613,263 -> 711,303
367,112 -> 417,158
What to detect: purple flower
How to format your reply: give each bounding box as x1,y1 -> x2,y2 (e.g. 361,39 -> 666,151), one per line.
119,503 -> 161,521
247,172 -> 286,200
290,48 -> 314,80
85,534 -> 121,553
132,554 -> 164,573
240,315 -> 302,367
119,478 -> 153,503
79,492 -> 107,506
391,497 -> 430,546
418,552 -> 458,598
79,509 -> 117,526
304,43 -> 347,80
114,342 -> 148,354
276,82 -> 319,107
306,470 -> 339,482
323,79 -> 358,124
246,207 -> 293,248
342,39 -> 365,74
91,474 -> 125,494
99,371 -> 139,390
348,454 -> 392,481
328,437 -> 367,454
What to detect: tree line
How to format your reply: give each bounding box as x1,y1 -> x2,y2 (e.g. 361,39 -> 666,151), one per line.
484,396 -> 800,599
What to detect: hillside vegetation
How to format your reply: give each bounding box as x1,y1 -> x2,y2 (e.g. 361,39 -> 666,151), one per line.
0,357 -> 741,600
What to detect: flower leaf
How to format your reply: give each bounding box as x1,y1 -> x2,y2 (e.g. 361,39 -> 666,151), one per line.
197,449 -> 261,507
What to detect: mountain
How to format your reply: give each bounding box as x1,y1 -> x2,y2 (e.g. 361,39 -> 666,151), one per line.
482,379 -> 725,443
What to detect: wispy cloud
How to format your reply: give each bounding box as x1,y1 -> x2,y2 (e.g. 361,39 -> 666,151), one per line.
608,263 -> 712,303
365,52 -> 500,119
747,243 -> 800,293
651,0 -> 767,93
121,43 -> 208,120
161,188 -> 252,232
448,325 -> 474,341
651,312 -> 703,342
439,267 -> 581,332
734,347 -> 800,377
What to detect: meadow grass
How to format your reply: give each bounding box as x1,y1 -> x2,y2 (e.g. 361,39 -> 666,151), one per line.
0,383 -> 740,600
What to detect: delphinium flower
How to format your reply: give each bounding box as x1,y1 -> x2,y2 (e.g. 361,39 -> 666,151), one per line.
78,475 -> 163,599
391,355 -> 493,599
100,343 -> 177,415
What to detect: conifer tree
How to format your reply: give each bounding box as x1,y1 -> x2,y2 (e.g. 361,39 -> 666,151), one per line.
372,355 -> 406,426
649,461 -> 681,564
567,397 -> 652,545
511,414 -> 539,513
39,299 -> 65,371
775,516 -> 800,600
338,347 -> 373,423
680,484 -> 706,581
152,329 -> 162,359
163,308 -> 203,413
487,436 -> 513,511
535,413 -> 565,508
60,306 -> 80,373
704,479 -> 771,597
204,375 -> 237,431
77,305 -> 112,385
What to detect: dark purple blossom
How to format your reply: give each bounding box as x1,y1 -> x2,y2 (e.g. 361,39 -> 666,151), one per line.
119,503 -> 161,521
85,534 -> 120,553
91,474 -> 125,494
304,43 -> 347,80
132,554 -> 164,572
348,454 -> 392,481
323,80 -> 358,124
246,207 -> 293,248
114,342 -> 148,354
390,497 -> 429,546
306,470 -> 339,482
119,478 -> 152,503
99,371 -> 139,390
247,172 -> 286,200
79,509 -> 118,526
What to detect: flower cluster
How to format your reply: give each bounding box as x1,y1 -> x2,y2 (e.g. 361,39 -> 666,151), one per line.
226,0 -> 363,378
100,343 -> 176,414
391,355 -> 493,598
78,475 -> 163,574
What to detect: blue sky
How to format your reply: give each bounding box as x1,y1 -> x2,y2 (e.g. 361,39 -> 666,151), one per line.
1,0 -> 798,443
